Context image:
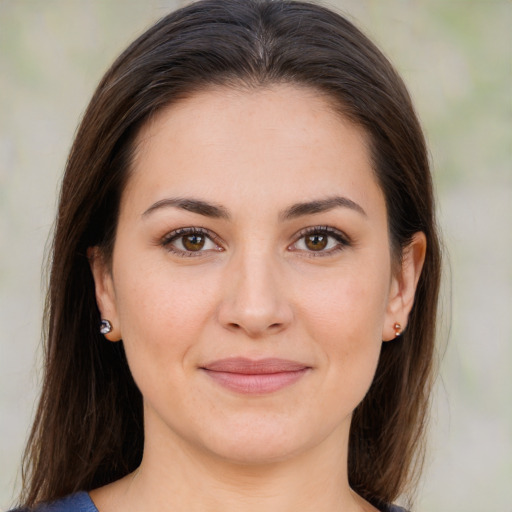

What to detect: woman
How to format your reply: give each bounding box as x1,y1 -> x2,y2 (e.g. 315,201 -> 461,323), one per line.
13,0 -> 441,511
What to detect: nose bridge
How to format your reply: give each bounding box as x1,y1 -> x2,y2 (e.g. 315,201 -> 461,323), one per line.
218,242 -> 292,337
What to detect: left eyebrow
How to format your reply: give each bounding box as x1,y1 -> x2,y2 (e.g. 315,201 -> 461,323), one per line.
280,196 -> 367,221
142,197 -> 230,219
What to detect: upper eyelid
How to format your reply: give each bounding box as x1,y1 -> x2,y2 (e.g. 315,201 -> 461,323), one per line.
292,225 -> 350,241
162,226 -> 217,241
161,227 -> 224,249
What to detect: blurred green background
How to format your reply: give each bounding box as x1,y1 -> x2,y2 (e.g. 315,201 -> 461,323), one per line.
1,0 -> 511,510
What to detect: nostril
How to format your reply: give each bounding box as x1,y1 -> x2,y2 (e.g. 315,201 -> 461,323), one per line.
224,321 -> 284,336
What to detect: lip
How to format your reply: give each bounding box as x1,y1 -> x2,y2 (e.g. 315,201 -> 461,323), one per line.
200,357 -> 310,394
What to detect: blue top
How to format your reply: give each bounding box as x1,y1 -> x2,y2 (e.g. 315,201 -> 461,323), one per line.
14,492 -> 98,511
11,491 -> 408,511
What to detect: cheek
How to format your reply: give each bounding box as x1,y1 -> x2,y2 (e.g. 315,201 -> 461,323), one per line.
112,257 -> 219,383
295,266 -> 389,399
299,263 -> 390,342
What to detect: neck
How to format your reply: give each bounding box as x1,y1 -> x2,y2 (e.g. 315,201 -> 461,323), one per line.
91,413 -> 376,512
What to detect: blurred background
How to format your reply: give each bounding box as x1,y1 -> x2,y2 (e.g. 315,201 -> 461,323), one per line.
1,0 -> 510,510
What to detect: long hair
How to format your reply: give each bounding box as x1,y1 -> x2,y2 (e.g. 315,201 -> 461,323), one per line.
19,0 -> 441,508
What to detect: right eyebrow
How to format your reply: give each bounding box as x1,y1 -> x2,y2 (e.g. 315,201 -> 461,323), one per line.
280,196 -> 367,221
142,197 -> 230,220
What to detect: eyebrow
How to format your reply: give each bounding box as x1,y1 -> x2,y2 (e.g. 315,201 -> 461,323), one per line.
280,196 -> 367,220
142,197 -> 230,219
142,195 -> 366,221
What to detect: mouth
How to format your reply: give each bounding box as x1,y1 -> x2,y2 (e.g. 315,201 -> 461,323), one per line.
200,357 -> 311,394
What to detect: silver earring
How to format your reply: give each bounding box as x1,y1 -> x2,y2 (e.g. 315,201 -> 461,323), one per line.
100,319 -> 112,335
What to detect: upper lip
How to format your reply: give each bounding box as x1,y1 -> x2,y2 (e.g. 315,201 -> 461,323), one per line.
201,357 -> 309,374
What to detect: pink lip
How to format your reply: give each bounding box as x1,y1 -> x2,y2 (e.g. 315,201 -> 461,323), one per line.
201,358 -> 310,394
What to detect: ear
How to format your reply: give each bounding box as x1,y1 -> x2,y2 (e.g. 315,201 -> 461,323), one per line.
87,247 -> 122,342
382,232 -> 426,342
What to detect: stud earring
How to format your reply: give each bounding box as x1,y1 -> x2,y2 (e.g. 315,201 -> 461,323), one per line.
100,319 -> 113,335
393,322 -> 402,337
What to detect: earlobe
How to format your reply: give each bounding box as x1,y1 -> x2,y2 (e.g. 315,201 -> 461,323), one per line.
383,232 -> 426,342
87,247 -> 122,342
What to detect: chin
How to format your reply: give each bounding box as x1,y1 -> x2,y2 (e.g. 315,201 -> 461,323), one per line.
194,412 -> 343,467
208,437 -> 304,466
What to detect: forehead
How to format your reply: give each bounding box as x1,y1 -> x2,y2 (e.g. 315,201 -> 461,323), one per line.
134,83 -> 369,162
124,84 -> 383,219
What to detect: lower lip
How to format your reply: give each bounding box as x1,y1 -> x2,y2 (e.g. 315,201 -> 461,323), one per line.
203,369 -> 309,394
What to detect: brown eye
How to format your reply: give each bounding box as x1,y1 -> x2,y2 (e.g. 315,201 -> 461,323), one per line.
162,228 -> 221,256
289,227 -> 350,256
182,234 -> 206,251
305,234 -> 328,251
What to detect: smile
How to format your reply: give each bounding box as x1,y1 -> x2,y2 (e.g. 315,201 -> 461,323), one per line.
201,357 -> 311,394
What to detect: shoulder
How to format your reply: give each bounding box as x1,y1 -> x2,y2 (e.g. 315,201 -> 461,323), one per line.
9,492 -> 99,512
386,505 -> 409,512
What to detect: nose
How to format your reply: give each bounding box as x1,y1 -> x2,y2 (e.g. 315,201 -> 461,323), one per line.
217,250 -> 293,338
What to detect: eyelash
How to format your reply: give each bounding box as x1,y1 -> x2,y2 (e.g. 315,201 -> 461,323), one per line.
288,226 -> 351,257
160,226 -> 351,257
161,227 -> 223,257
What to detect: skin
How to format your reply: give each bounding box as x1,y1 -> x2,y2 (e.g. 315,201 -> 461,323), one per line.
89,85 -> 425,512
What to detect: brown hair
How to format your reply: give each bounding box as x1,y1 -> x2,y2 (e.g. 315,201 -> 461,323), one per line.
19,0 -> 441,509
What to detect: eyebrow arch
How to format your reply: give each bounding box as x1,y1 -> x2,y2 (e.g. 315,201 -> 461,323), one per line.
142,197 -> 230,219
280,196 -> 367,221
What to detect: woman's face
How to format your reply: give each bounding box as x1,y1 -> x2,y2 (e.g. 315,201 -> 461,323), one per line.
92,85 -> 423,465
